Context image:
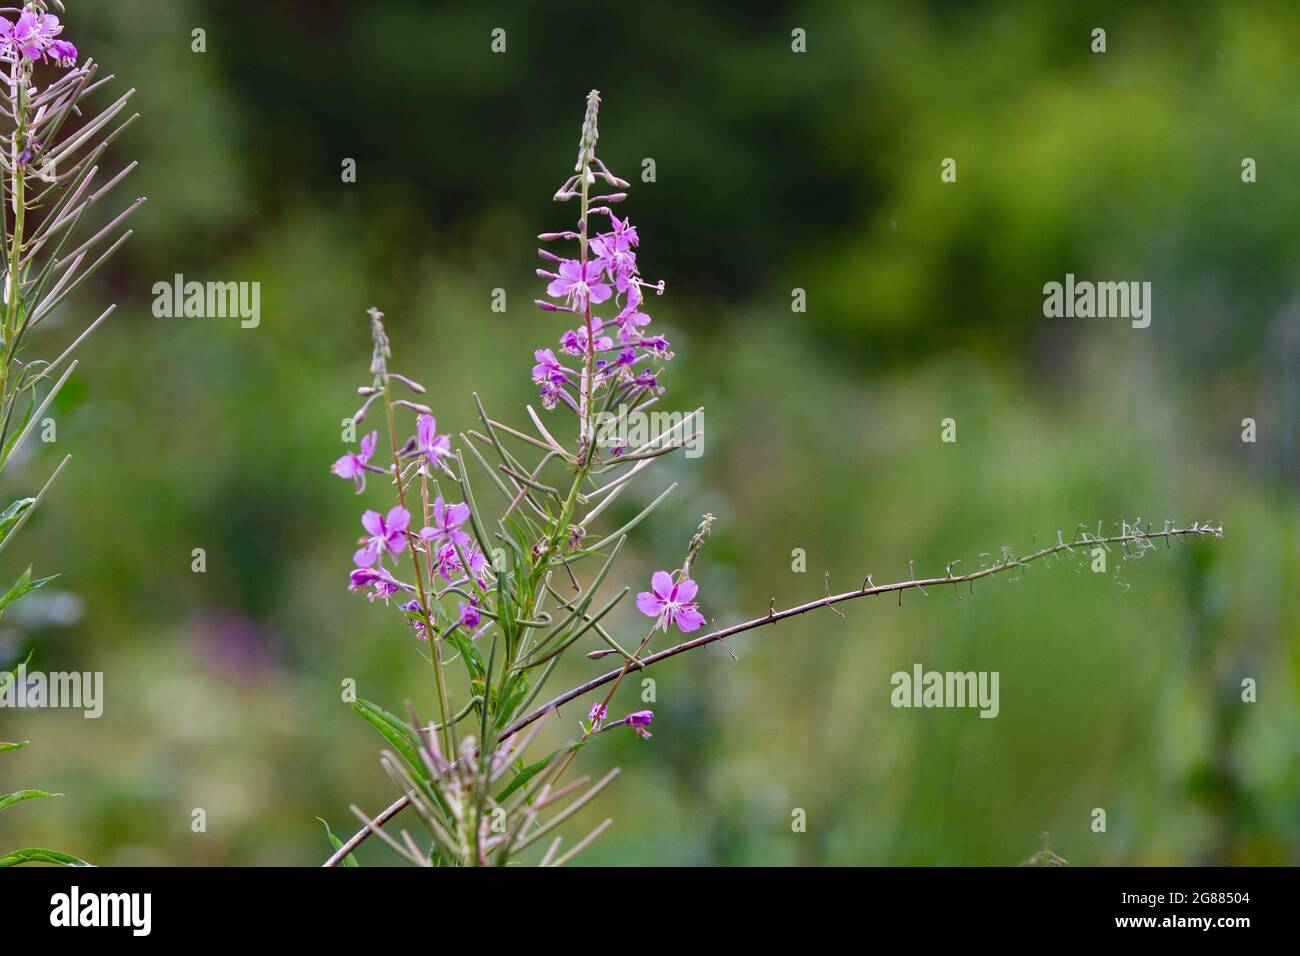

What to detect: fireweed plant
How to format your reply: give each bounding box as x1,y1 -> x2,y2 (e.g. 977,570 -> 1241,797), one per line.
323,91 -> 1221,867
0,0 -> 141,867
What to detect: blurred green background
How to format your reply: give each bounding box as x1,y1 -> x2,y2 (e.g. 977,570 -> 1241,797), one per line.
1,0 -> 1296,865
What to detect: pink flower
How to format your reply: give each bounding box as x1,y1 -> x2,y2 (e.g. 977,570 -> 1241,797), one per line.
416,414 -> 452,470
46,38 -> 76,67
636,571 -> 704,633
603,212 -> 639,249
417,496 -> 471,549
330,430 -> 379,493
591,231 -> 638,292
532,348 -> 567,385
615,291 -> 652,344
0,12 -> 66,62
32,12 -> 62,43
354,506 -> 410,567
546,259 -> 611,311
400,599 -> 429,639
560,318 -> 614,357
349,566 -> 410,601
434,542 -> 487,584
459,600 -> 481,630
623,709 -> 654,739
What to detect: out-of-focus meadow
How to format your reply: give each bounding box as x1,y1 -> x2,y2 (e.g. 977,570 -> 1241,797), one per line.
1,0 -> 1296,865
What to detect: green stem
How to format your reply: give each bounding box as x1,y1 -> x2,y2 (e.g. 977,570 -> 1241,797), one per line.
380,381 -> 453,762
1,67 -> 30,424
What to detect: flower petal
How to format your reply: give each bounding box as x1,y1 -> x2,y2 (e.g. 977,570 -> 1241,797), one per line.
674,607 -> 705,633
635,590 -> 662,618
650,570 -> 674,600
361,509 -> 384,536
386,506 -> 410,533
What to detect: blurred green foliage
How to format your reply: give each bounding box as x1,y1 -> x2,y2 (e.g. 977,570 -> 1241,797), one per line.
0,0 -> 1295,865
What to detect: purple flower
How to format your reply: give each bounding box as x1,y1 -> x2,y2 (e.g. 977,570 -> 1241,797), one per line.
591,229 -> 638,292
15,137 -> 39,166
604,212 -> 639,249
546,259 -> 611,311
459,600 -> 481,630
349,566 -> 410,601
0,13 -> 38,59
532,348 -> 567,385
639,334 -> 672,359
354,506 -> 410,567
416,414 -> 452,470
588,702 -> 607,726
46,38 -> 75,67
32,12 -> 62,42
623,709 -> 654,739
636,571 -> 704,633
539,377 -> 566,411
400,599 -> 429,639
434,542 -> 487,583
560,318 -> 614,357
417,496 -> 471,549
531,348 -> 572,409
615,292 -> 652,344
0,12 -> 66,62
330,430 -> 379,493
533,101 -> 669,413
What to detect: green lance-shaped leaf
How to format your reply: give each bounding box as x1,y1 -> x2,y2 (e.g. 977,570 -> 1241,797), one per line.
0,789 -> 63,812
349,699 -> 423,780
316,817 -> 359,867
494,742 -> 582,803
0,741 -> 29,754
0,455 -> 71,560
0,651 -> 33,694
0,565 -> 58,617
0,498 -> 34,541
0,848 -> 91,867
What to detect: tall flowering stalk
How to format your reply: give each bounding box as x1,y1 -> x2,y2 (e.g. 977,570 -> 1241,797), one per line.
324,92 -> 1221,866
0,0 -> 142,867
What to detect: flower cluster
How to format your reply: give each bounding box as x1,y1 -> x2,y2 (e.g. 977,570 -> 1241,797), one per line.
332,311 -> 492,615
0,8 -> 76,67
532,91 -> 671,415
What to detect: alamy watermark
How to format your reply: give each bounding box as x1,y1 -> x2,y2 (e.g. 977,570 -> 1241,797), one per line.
890,662 -> 999,718
0,664 -> 102,718
1042,273 -> 1151,328
152,274 -> 261,328
50,886 -> 151,936
592,405 -> 704,458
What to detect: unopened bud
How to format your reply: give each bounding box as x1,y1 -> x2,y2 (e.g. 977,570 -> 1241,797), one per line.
390,373 -> 426,394
393,399 -> 433,415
